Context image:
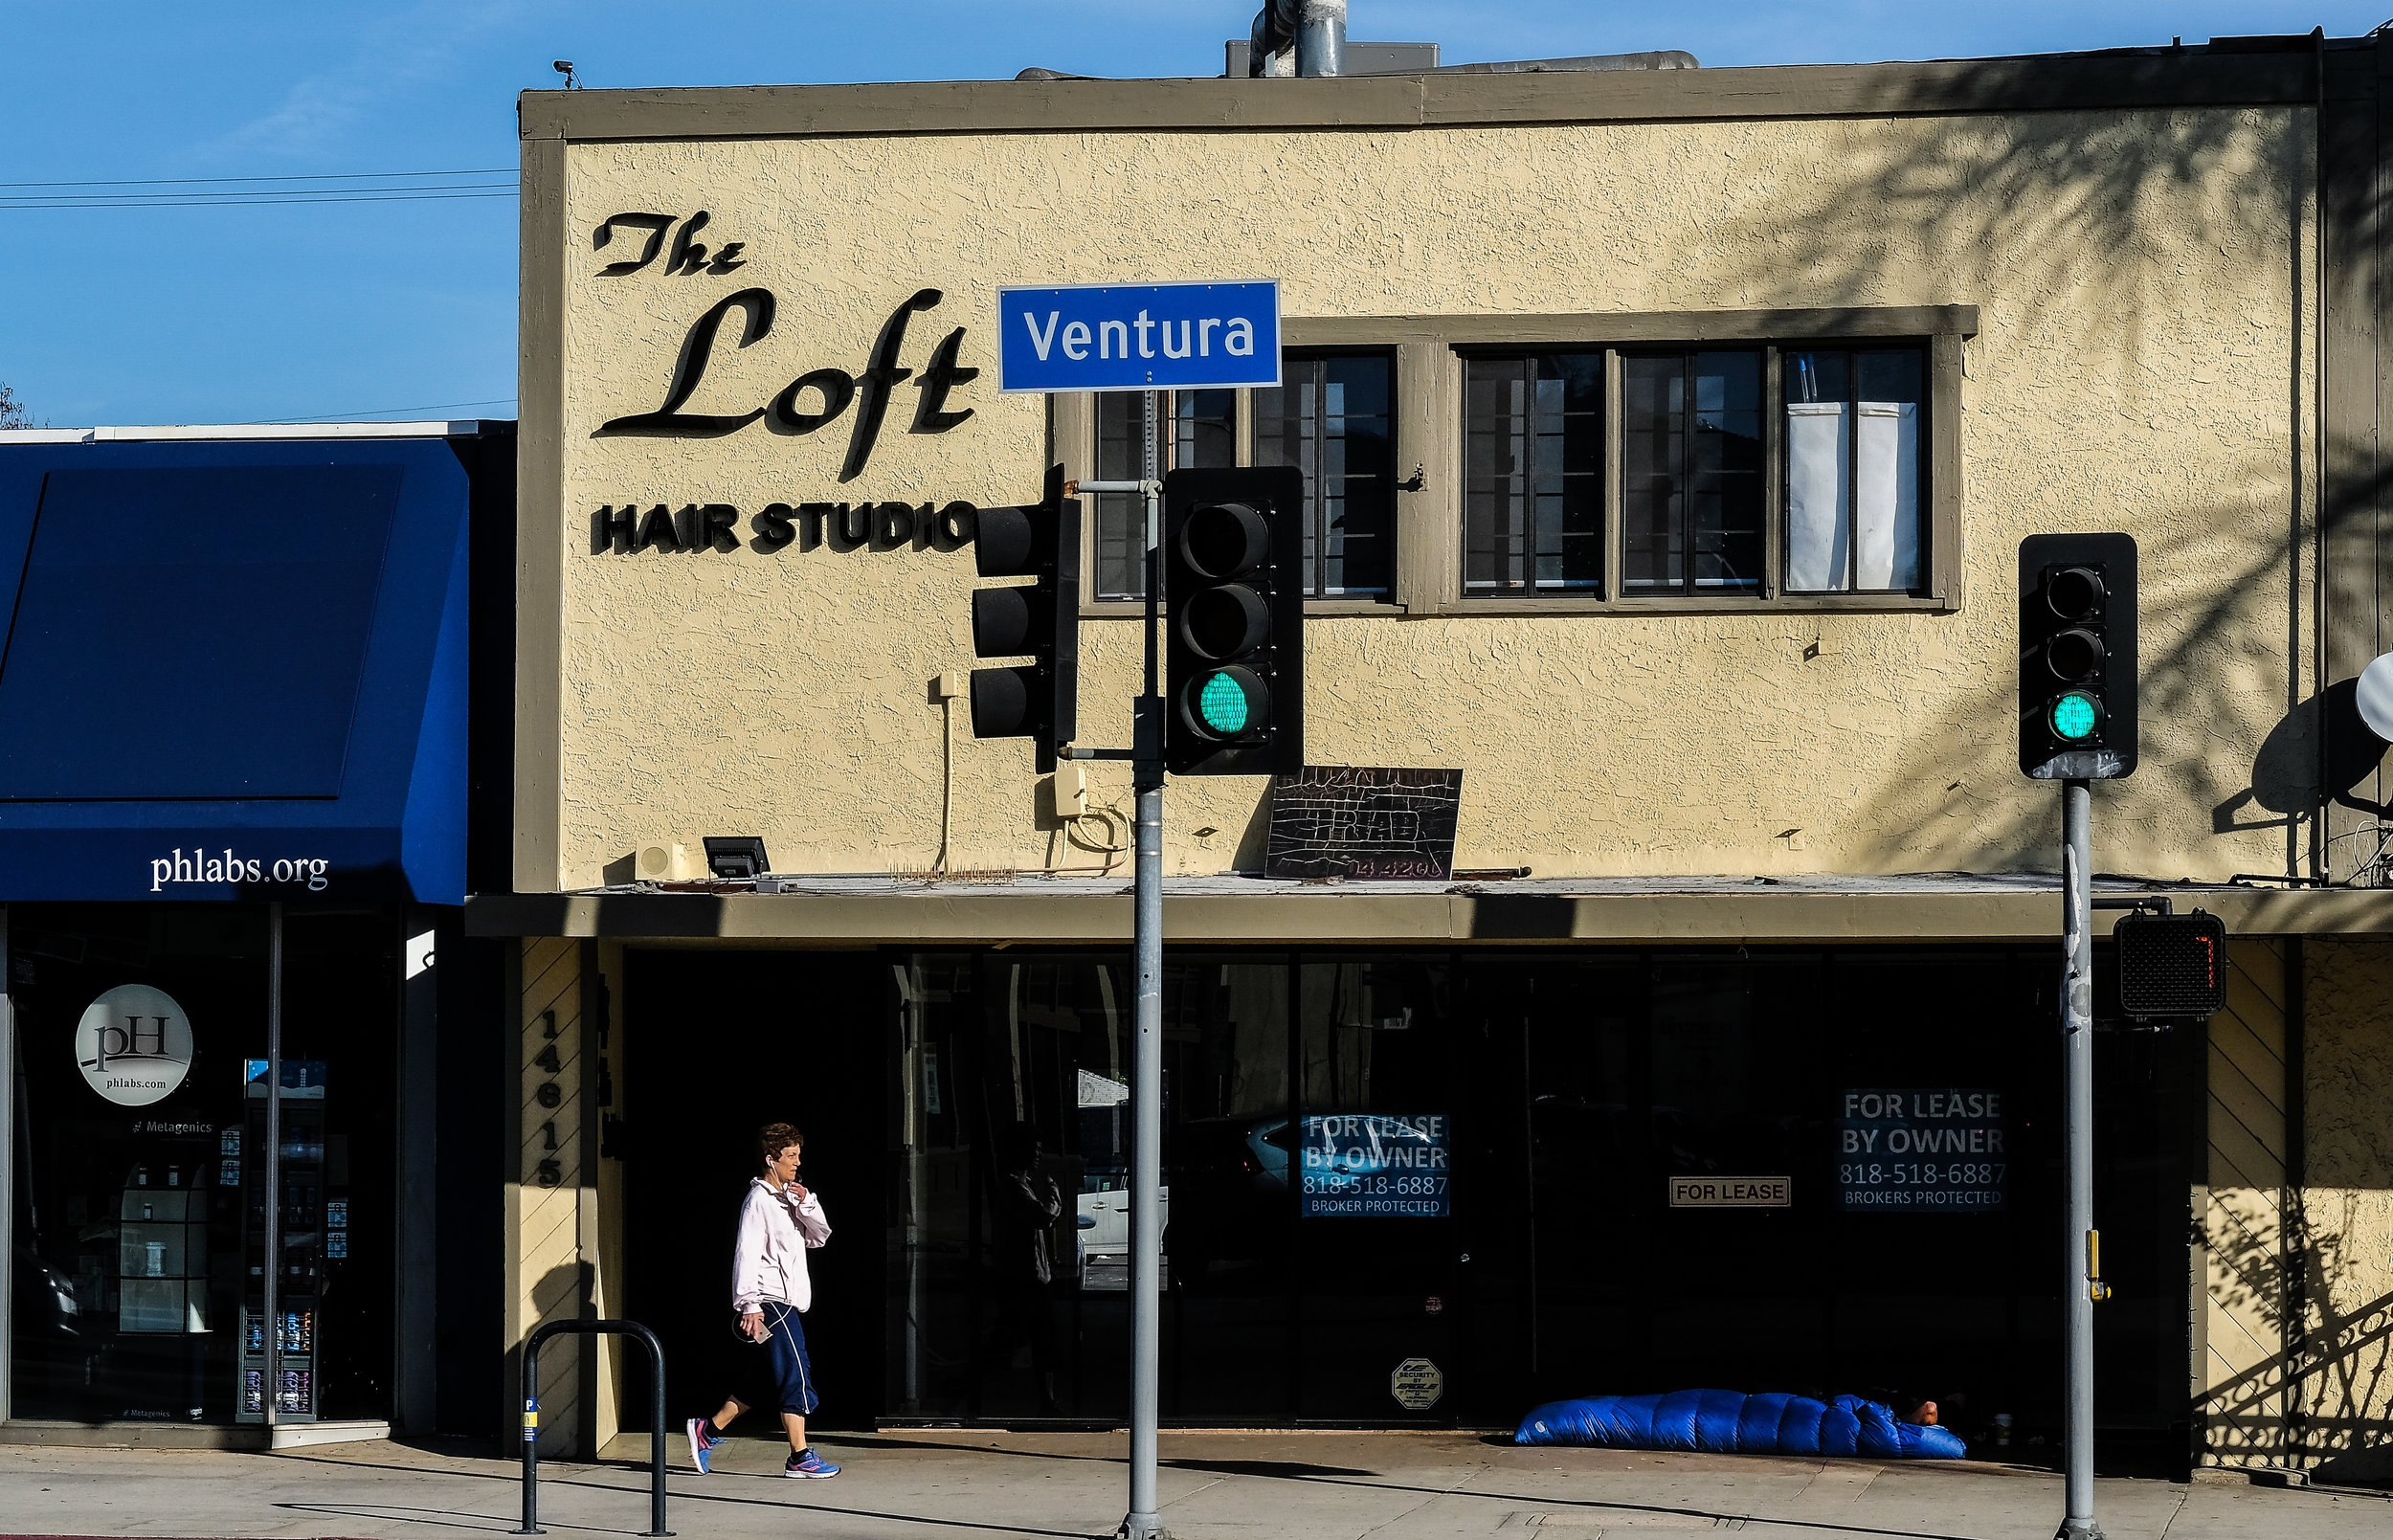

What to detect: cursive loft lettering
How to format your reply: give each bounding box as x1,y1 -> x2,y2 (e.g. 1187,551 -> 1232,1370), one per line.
911,325 -> 977,434
600,287 -> 979,482
598,287 -> 776,435
843,288 -> 942,481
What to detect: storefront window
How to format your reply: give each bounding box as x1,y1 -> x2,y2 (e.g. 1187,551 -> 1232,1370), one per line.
8,905 -> 397,1425
861,944 -> 2189,1437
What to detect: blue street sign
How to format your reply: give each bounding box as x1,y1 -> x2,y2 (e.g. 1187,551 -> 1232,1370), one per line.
998,280 -> 1281,393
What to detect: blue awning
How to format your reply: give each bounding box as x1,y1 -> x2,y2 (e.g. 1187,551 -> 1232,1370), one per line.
0,431 -> 492,904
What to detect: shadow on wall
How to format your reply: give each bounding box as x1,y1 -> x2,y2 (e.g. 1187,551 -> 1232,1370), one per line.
2296,1199 -> 2393,1484
1697,59 -> 2393,879
2201,1193 -> 2393,1480
2222,679 -> 2391,832
1723,61 -> 2316,352
522,1259 -> 593,1460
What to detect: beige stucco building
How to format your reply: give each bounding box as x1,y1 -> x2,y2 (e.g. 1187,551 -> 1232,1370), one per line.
479,34 -> 2393,1479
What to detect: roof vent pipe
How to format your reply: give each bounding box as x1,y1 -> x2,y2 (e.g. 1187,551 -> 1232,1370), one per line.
1249,0 -> 1345,78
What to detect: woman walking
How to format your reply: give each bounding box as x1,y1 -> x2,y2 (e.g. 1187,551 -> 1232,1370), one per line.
685,1122 -> 839,1478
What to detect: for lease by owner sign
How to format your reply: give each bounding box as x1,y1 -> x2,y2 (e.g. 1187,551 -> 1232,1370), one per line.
997,281 -> 1281,393
1838,1088 -> 2008,1212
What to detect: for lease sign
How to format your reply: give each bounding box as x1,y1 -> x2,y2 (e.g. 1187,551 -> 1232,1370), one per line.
1668,1176 -> 1792,1208
1838,1088 -> 2008,1212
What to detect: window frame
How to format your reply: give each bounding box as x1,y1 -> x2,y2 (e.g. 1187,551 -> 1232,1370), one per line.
1059,347 -> 1405,617
1059,307 -> 1973,619
1253,346 -> 1402,604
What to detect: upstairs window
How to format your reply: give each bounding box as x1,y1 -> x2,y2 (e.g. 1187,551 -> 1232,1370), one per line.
1253,353 -> 1396,598
1621,350 -> 1766,595
1084,350 -> 1396,603
1090,390 -> 1235,601
1462,353 -> 1603,594
1461,340 -> 1930,603
1782,347 -> 1925,593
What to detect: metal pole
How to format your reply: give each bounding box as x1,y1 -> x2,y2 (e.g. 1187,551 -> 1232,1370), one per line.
1293,0 -> 1346,77
518,1331 -> 545,1535
649,1325 -> 671,1539
262,902 -> 283,1440
1122,391 -> 1168,1540
2059,780 -> 2103,1540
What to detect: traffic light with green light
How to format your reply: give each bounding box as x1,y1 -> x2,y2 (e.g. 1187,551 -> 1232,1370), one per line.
1164,466 -> 1306,776
969,463 -> 1079,772
2018,532 -> 2137,779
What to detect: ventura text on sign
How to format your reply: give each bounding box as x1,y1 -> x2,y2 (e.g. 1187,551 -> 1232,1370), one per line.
997,281 -> 1282,393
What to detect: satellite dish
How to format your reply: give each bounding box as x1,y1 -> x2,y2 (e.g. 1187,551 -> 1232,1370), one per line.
2359,650 -> 2393,743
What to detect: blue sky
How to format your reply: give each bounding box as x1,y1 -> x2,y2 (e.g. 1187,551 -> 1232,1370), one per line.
2,2 -> 2387,426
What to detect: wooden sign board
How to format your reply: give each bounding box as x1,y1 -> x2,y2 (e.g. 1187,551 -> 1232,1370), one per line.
1265,767 -> 1464,881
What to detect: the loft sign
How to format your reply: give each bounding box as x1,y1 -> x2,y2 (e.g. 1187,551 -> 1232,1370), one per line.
596,274 -> 975,483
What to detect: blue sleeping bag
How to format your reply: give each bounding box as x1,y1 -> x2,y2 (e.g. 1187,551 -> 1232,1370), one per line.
1514,1390 -> 1967,1460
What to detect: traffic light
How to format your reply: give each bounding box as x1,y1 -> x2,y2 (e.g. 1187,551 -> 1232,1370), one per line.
969,463 -> 1079,772
1164,466 -> 1306,776
2018,533 -> 2137,779
2114,909 -> 2227,1017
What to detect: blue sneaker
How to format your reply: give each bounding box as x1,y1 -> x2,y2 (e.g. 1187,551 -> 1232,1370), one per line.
784,1447 -> 839,1479
686,1417 -> 715,1474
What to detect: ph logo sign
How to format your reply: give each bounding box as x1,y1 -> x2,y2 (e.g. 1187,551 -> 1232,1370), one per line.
76,984 -> 193,1107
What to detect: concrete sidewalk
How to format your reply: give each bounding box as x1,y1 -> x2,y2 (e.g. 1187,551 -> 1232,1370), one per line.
0,1430 -> 2387,1539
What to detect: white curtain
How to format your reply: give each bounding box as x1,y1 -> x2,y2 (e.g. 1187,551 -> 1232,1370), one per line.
1784,400 -> 1918,591
1854,402 -> 1918,590
1786,402 -> 1848,591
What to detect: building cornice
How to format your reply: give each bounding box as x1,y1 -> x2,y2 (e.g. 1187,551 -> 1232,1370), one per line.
519,46 -> 2330,145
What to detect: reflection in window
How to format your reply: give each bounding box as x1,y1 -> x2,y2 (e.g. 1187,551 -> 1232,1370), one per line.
1463,354 -> 1604,593
1091,391 -> 1236,601
1784,347 -> 1925,592
1254,353 -> 1395,597
1621,350 -> 1764,594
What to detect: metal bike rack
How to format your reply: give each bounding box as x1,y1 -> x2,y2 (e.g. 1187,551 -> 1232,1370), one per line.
514,1318 -> 672,1536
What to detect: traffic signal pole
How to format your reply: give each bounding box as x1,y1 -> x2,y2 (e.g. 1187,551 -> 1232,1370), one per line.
2058,779 -> 2102,1540
1076,391 -> 1169,1540
1128,391 -> 1167,1540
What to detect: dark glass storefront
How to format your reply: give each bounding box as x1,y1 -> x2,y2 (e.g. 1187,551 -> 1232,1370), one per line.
622,945 -> 2195,1453
9,904 -> 401,1425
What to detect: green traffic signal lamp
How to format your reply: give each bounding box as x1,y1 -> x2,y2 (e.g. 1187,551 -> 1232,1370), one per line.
2048,690 -> 2103,742
1184,665 -> 1269,741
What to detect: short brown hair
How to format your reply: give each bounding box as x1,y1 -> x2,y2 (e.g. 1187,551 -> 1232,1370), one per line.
758,1122 -> 804,1169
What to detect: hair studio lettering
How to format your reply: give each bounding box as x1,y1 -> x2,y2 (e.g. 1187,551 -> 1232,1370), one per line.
596,272 -> 977,482
593,501 -> 978,556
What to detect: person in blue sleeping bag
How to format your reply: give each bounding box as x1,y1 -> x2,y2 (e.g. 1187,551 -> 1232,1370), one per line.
1513,1388 -> 1969,1459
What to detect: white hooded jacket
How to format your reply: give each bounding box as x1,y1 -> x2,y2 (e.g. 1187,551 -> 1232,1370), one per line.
731,1176 -> 831,1313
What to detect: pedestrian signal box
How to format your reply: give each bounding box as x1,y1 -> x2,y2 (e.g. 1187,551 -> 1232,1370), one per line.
2115,909 -> 2227,1017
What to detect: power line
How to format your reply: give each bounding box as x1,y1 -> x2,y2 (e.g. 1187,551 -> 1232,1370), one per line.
0,190 -> 519,211
254,397 -> 517,424
0,167 -> 515,190
8,181 -> 517,204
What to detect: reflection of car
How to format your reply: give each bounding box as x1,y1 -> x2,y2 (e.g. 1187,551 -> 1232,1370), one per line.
1177,1116 -> 1291,1192
14,1247 -> 81,1337
1076,1187 -> 1167,1291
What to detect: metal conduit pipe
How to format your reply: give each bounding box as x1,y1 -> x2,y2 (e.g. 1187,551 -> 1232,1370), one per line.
1247,0 -> 1345,78
1295,0 -> 1345,77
